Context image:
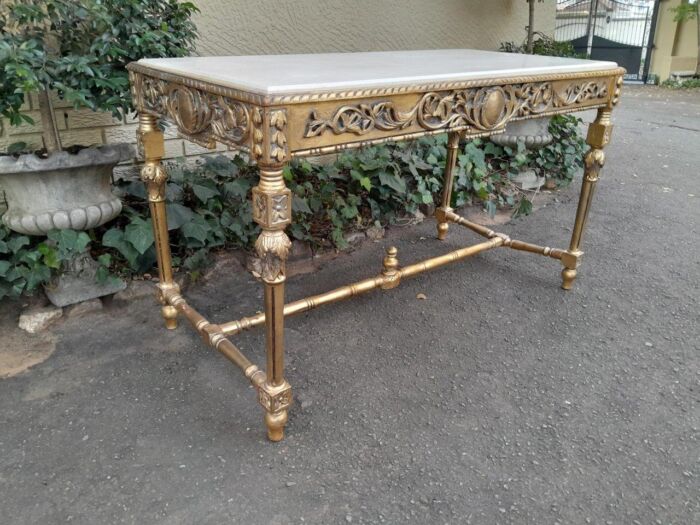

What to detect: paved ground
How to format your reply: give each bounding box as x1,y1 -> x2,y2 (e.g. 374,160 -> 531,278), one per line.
1,86 -> 699,524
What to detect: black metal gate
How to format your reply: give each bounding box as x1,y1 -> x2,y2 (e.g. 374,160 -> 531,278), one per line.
555,0 -> 660,81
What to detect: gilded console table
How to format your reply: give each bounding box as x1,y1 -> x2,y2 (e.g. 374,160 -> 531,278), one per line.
127,49 -> 623,442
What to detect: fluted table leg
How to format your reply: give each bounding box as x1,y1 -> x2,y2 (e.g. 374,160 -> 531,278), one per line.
251,163 -> 293,441
137,114 -> 178,329
435,131 -> 461,240
561,107 -> 614,290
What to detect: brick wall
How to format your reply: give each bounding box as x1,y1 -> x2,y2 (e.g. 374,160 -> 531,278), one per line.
0,92 -> 224,162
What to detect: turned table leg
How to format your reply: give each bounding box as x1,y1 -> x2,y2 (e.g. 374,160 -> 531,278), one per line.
435,131 -> 461,240
252,163 -> 293,442
561,107 -> 614,290
138,114 -> 178,328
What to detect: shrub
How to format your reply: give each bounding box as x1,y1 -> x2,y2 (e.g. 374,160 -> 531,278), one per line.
0,116 -> 587,298
0,226 -> 110,300
0,0 -> 198,153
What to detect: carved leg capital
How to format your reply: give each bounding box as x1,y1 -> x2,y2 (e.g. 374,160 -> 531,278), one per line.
253,230 -> 292,283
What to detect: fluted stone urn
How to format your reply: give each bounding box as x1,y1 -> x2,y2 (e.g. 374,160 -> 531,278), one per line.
0,144 -> 132,306
491,117 -> 552,190
0,144 -> 131,235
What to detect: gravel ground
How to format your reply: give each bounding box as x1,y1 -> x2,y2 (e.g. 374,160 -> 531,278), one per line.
1,85 -> 698,524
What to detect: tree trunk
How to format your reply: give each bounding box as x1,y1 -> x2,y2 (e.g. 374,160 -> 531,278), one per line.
696,13 -> 700,76
37,88 -> 62,154
526,0 -> 536,54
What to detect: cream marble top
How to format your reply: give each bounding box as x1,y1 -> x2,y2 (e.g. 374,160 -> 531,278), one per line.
137,49 -> 618,96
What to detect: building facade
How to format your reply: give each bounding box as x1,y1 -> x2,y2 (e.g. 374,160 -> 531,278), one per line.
649,0 -> 699,80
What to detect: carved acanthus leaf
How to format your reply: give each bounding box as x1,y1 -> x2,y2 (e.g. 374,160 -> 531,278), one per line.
140,163 -> 168,201
253,230 -> 291,282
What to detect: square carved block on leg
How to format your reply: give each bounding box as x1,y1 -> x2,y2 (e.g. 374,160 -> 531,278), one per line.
586,122 -> 613,150
258,381 -> 293,442
252,187 -> 292,229
560,250 -> 583,290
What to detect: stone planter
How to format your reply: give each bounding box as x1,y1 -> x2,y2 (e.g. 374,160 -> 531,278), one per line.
491,117 -> 552,190
0,144 -> 132,235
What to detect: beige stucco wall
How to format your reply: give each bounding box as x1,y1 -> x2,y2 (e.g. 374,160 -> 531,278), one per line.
194,0 -> 555,56
0,0 -> 555,157
649,0 -> 699,80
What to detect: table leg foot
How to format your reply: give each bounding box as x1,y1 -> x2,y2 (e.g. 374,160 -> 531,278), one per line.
265,410 -> 288,442
258,379 -> 292,442
561,268 -> 577,290
162,305 -> 178,329
436,221 -> 449,240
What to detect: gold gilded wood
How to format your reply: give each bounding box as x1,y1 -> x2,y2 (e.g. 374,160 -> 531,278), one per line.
442,209 -> 566,260
561,106 -> 613,290
128,60 -> 623,443
304,80 -> 607,137
435,132 -> 462,240
127,64 -> 624,159
221,240 -> 502,337
252,164 -> 293,441
159,286 -> 266,388
289,77 -> 617,154
137,114 -> 178,329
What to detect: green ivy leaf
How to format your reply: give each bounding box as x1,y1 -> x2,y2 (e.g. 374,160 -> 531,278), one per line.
37,243 -> 60,269
165,203 -> 195,230
97,253 -> 112,267
124,221 -> 154,255
514,197 -> 533,218
181,216 -> 210,244
7,235 -> 30,253
7,141 -> 28,154
292,196 -> 312,214
223,179 -> 252,200
191,182 -> 220,203
378,170 -> 406,195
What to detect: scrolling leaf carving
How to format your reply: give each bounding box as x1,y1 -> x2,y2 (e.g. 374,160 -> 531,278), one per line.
136,77 -> 251,146
305,80 -> 609,138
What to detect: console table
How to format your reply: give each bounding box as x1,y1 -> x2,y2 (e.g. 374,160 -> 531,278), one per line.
127,49 -> 624,442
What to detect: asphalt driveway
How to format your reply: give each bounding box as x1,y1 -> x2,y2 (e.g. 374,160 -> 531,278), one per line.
1,85 -> 698,524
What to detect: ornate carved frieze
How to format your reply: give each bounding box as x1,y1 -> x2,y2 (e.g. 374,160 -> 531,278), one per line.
129,64 -> 620,159
304,79 -> 609,138
131,73 -> 251,148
